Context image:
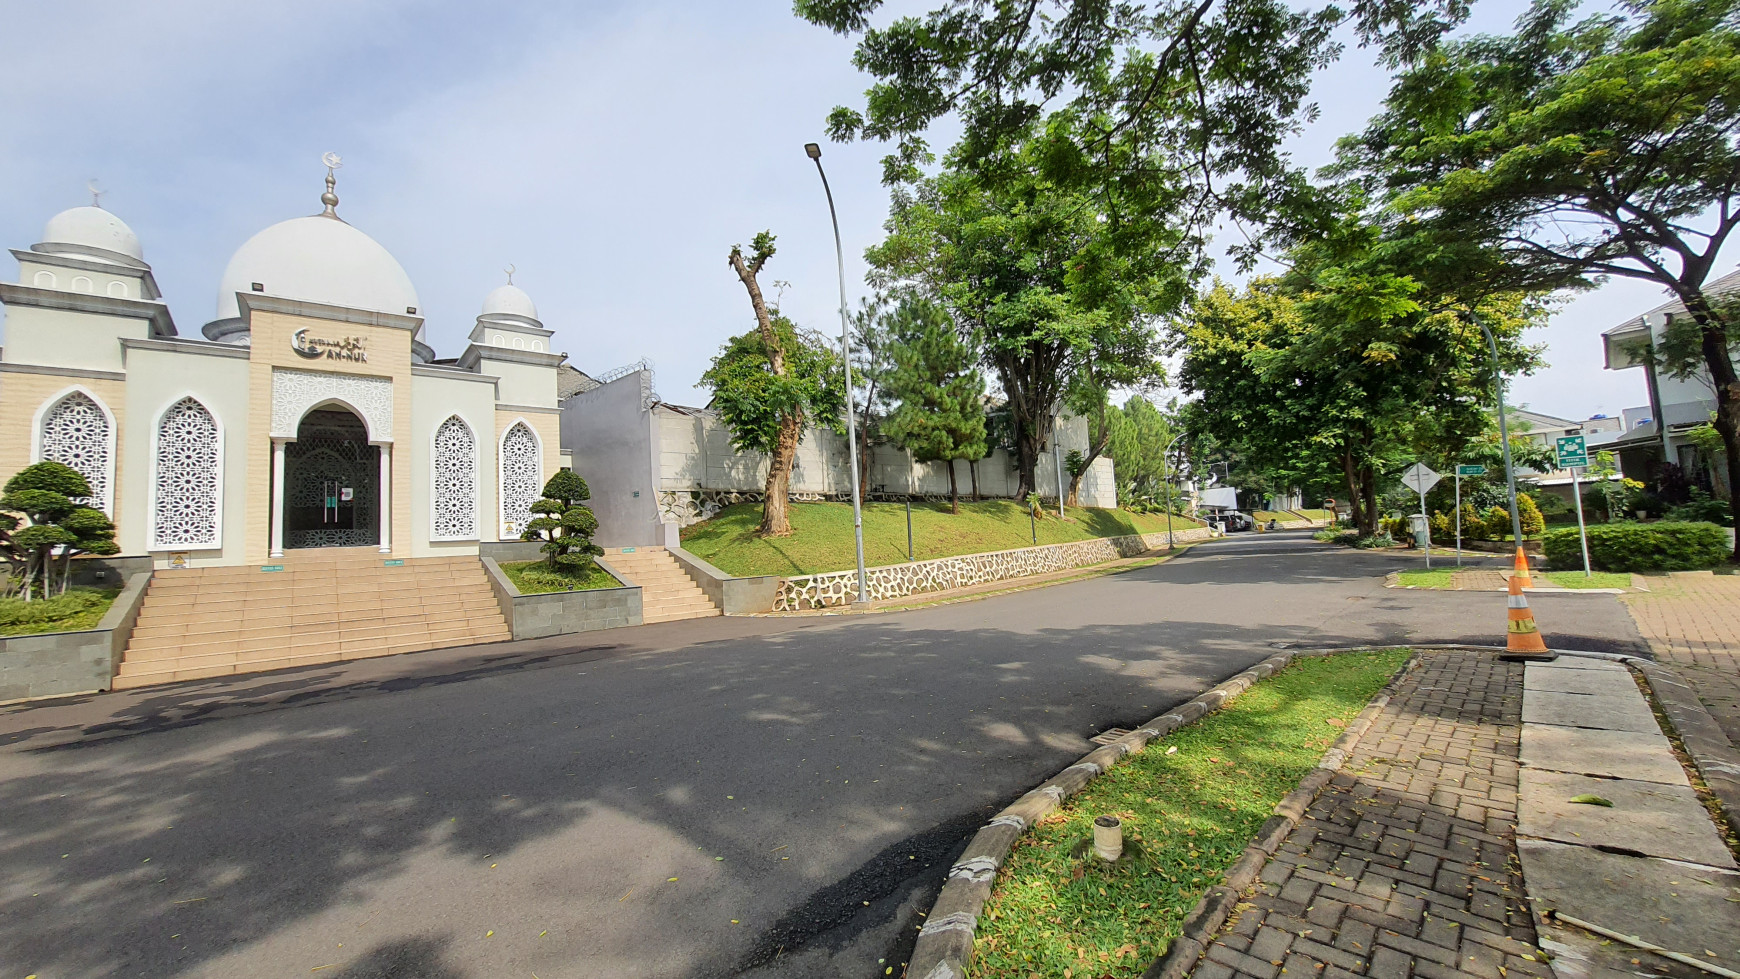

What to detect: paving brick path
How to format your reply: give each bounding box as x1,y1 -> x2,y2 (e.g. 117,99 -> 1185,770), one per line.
1195,651 -> 1554,979
1623,574 -> 1740,745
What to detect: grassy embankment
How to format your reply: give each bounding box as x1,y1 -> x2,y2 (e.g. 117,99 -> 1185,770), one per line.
1252,508 -> 1329,523
971,650 -> 1410,978
680,500 -> 1205,578
0,587 -> 120,637
1395,568 -> 1631,590
499,560 -> 621,594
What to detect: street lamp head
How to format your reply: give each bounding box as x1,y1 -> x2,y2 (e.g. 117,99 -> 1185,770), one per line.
804,143 -> 822,160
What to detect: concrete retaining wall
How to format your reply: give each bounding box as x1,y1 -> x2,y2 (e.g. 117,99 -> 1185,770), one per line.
479,557 -> 643,639
665,545 -> 780,615
0,571 -> 152,704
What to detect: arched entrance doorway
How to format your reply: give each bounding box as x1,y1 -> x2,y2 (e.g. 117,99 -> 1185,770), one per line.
283,407 -> 379,548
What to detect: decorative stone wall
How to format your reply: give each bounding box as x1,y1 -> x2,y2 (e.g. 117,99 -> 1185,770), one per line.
774,527 -> 1219,610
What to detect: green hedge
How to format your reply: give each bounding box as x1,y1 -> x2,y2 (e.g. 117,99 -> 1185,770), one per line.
1543,521 -> 1729,572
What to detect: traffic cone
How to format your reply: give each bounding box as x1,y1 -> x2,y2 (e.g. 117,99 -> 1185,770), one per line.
1510,546 -> 1533,589
1502,571 -> 1554,660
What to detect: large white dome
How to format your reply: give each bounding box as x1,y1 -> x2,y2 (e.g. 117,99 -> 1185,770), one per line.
481,283 -> 538,320
213,215 -> 419,322
38,206 -> 143,264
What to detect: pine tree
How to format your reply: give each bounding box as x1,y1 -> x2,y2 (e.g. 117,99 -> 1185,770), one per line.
882,303 -> 988,514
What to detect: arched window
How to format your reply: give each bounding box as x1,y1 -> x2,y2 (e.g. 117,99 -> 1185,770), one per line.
499,421 -> 541,537
39,391 -> 112,513
152,397 -> 221,548
32,270 -> 56,289
71,275 -> 93,293
532,339 -> 544,352
431,415 -> 477,540
107,280 -> 130,298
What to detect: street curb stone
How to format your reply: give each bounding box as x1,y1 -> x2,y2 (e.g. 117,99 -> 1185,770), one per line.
903,647 -> 1417,979
1631,659 -> 1740,837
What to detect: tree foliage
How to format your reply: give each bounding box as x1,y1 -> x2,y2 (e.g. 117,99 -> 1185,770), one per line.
521,469 -> 604,575
869,130 -> 1174,499
881,297 -> 989,512
1336,0 -> 1740,556
0,461 -> 118,601
1107,396 -> 1182,505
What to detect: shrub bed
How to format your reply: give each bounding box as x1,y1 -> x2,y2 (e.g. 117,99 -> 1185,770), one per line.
1543,521 -> 1729,572
0,587 -> 120,637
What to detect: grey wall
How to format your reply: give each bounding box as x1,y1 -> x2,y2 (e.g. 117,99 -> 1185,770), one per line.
561,372 -> 662,546
0,570 -> 150,704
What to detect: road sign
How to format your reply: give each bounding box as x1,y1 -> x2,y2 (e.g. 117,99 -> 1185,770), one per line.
1555,435 -> 1589,468
1455,464 -> 1487,476
1401,462 -> 1441,496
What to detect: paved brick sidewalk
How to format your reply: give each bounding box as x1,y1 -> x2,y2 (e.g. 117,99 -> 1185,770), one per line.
1195,651 -> 1553,979
1623,574 -> 1740,744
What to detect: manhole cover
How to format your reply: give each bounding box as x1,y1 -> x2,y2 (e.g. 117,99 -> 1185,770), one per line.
1090,727 -> 1132,746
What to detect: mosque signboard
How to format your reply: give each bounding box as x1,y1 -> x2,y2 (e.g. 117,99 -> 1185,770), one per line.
291,328 -> 367,363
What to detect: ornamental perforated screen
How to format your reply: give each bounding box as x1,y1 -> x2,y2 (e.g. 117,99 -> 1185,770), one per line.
431,415 -> 477,540
152,397 -> 221,548
40,391 -> 111,513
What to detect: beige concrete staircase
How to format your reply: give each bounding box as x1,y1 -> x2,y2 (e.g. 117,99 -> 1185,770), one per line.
601,546 -> 721,624
114,549 -> 511,689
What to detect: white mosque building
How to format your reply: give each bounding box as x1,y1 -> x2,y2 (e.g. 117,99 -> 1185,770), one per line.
0,170 -> 569,569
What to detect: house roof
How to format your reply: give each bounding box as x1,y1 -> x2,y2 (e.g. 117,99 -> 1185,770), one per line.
1603,266 -> 1740,336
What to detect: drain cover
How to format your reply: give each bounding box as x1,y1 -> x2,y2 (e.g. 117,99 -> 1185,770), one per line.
1090,727 -> 1132,746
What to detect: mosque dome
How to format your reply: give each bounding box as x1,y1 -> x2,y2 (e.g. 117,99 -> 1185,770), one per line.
36,206 -> 144,265
211,214 -> 420,324
481,283 -> 538,321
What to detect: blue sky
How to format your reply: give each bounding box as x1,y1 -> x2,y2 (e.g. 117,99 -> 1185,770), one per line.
0,0 -> 1705,420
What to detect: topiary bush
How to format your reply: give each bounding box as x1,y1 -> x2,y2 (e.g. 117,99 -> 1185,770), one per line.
1518,493 -> 1545,536
1543,521 -> 1729,572
1484,506 -> 1511,539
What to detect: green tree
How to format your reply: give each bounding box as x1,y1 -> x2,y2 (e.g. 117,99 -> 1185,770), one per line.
869,130 -> 1178,499
711,231 -> 847,537
0,461 -> 118,601
521,470 -> 604,575
1339,0 -> 1740,557
882,299 -> 989,513
1173,219 -> 1540,536
1106,396 -> 1180,504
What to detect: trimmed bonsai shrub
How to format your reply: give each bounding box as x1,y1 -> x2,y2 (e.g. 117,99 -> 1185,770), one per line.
0,461 -> 119,601
521,470 -> 605,575
1543,521 -> 1728,573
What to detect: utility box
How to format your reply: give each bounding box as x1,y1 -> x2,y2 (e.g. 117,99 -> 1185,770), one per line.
1407,513 -> 1429,548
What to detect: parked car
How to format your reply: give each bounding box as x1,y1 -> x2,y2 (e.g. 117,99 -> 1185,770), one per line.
1209,510 -> 1254,532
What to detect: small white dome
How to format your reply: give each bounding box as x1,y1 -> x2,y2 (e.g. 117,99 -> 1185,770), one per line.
39,206 -> 143,263
481,283 -> 538,320
213,215 -> 418,321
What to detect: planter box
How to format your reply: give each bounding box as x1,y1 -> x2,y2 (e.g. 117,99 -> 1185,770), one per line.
0,571 -> 152,705
479,557 -> 643,639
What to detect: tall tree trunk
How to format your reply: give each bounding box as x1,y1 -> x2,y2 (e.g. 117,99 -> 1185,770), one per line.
1691,309 -> 1740,559
857,413 -> 874,504
948,460 -> 959,514
969,458 -> 980,501
728,244 -> 798,538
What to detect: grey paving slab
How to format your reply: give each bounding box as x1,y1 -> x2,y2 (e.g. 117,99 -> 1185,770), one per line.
1520,724 -> 1688,785
1532,656 -> 1626,671
1518,769 -> 1737,868
1518,840 -> 1740,970
1523,688 -> 1662,734
1524,664 -> 1641,697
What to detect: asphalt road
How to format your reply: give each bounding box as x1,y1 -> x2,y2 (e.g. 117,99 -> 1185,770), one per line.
0,533 -> 1646,979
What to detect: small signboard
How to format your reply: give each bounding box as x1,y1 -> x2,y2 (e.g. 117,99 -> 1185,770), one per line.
1401,462 -> 1441,496
1455,464 -> 1487,477
1555,435 -> 1589,469
260,565 -> 284,573
383,559 -> 405,567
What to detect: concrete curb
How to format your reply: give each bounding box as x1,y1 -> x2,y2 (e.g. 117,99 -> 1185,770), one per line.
903,648 -> 1419,979
1630,660 -> 1740,839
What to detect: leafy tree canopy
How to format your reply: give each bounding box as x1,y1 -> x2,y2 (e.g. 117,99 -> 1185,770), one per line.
701,314 -> 846,458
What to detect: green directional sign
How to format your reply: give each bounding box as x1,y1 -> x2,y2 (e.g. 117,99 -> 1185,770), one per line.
1555,434 -> 1589,469
1455,464 -> 1486,477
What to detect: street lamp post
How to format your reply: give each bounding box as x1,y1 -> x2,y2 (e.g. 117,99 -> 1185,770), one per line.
805,143 -> 869,606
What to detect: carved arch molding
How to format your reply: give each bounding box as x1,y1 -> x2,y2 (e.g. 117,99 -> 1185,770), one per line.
271,368 -> 393,441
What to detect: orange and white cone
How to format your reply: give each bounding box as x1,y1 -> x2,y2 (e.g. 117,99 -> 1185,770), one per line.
1505,571 -> 1552,657
1510,546 -> 1534,589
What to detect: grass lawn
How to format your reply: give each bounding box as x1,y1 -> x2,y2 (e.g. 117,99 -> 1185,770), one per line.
680,500 -> 1205,577
971,650 -> 1410,978
1395,568 -> 1458,589
1543,571 -> 1632,589
0,587 -> 121,637
499,560 -> 621,594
